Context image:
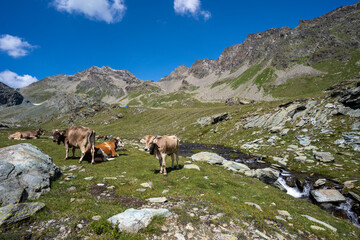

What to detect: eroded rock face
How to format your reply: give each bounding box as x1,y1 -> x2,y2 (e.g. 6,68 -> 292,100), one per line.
0,143 -> 61,206
0,82 -> 24,106
0,202 -> 45,226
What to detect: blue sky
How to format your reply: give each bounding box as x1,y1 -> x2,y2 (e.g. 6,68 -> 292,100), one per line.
0,0 -> 358,88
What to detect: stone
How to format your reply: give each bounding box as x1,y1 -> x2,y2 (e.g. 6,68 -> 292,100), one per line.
162,189 -> 169,194
245,202 -> 263,212
302,215 -> 337,232
0,144 -> 61,205
270,126 -> 283,133
296,135 -> 311,147
183,164 -> 200,171
314,179 -> 326,188
197,113 -> 229,126
280,128 -> 290,136
222,161 -> 250,173
92,215 -> 101,221
136,188 -> 146,192
311,189 -> 346,203
254,168 -> 280,185
107,208 -> 171,233
67,186 -> 76,192
191,152 -> 225,165
310,225 -> 325,231
146,197 -> 167,203
140,182 -> 154,189
343,180 -> 356,189
84,177 -> 94,181
314,152 -> 335,162
349,191 -> 360,202
266,136 -> 280,145
0,202 -> 45,226
174,233 -> 186,240
277,210 -> 291,217
294,156 -> 307,163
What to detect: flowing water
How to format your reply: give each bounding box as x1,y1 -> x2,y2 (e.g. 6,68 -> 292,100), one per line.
180,142 -> 360,228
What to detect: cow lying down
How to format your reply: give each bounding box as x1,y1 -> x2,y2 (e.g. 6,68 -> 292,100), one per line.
83,137 -> 125,162
141,135 -> 180,176
8,128 -> 44,140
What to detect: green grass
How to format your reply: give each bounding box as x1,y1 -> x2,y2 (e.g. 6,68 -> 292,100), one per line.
230,64 -> 262,90
1,100 -> 360,239
254,67 -> 277,91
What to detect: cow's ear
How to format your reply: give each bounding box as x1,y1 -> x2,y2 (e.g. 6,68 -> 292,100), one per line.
140,139 -> 146,144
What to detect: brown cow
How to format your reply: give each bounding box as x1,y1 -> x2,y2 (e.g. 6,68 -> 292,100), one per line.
95,137 -> 124,157
82,138 -> 124,162
8,128 -> 44,140
52,126 -> 95,164
140,135 -> 180,176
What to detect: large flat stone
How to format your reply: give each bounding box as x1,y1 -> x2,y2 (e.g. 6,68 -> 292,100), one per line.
311,189 -> 345,203
191,152 -> 225,165
108,208 -> 171,233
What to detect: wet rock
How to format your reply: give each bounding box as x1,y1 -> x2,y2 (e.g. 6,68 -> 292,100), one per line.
0,202 -> 45,226
0,144 -> 61,205
285,176 -> 296,188
314,179 -> 326,188
191,152 -> 225,165
349,192 -> 360,202
183,164 -> 200,171
311,189 -> 346,203
107,208 -> 171,233
314,151 -> 335,162
254,168 -> 280,185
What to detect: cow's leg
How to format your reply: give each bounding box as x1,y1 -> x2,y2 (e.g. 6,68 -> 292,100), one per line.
111,147 -> 118,157
79,146 -> 86,164
72,148 -> 76,158
158,158 -> 163,174
65,143 -> 69,160
171,154 -> 175,169
176,151 -> 179,169
91,144 -> 95,164
161,154 -> 167,176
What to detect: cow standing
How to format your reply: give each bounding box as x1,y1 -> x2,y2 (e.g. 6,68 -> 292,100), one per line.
141,135 -> 180,176
52,126 -> 95,164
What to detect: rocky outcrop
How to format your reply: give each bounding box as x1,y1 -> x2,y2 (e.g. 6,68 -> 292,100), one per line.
189,59 -> 218,79
0,202 -> 45,226
0,143 -> 61,205
159,65 -> 189,82
0,82 -> 24,106
197,113 -> 230,126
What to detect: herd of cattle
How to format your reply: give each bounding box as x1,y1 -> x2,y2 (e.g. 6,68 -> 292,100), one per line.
8,126 -> 180,176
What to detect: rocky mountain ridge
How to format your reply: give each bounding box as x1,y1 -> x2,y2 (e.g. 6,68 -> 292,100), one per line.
0,82 -> 24,107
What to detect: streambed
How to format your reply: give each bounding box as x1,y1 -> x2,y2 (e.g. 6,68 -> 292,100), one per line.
180,142 -> 360,228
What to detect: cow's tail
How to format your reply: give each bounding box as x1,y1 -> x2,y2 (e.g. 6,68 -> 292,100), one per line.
85,130 -> 96,151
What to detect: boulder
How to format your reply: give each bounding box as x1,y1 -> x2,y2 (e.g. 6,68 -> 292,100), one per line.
108,208 -> 171,233
196,113 -> 230,126
314,179 -> 326,188
191,152 -> 225,165
0,202 -> 45,226
254,168 -> 280,185
314,152 -> 335,163
0,143 -> 61,205
311,189 -> 346,203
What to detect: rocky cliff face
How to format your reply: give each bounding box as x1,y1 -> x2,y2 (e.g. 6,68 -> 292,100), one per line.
0,82 -> 24,106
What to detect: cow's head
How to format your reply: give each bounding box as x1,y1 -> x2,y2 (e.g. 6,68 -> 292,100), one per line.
52,129 -> 66,145
113,137 -> 124,151
37,128 -> 45,136
140,135 -> 161,155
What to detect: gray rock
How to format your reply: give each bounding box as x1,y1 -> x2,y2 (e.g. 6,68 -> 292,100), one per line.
302,215 -> 337,232
107,208 -> 171,233
342,132 -> 360,151
314,152 -> 335,162
314,179 -> 326,188
351,121 -> 360,130
222,161 -> 250,173
349,191 -> 360,202
254,168 -> 280,185
146,197 -> 167,203
191,152 -> 225,165
270,126 -> 283,133
0,202 -> 45,226
280,128 -> 290,136
266,136 -> 280,145
245,202 -> 263,212
296,135 -> 311,147
311,189 -> 346,203
183,164 -> 200,171
197,113 -> 229,126
0,144 -> 60,205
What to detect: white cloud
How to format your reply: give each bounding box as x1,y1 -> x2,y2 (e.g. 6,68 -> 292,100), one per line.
53,0 -> 126,24
0,34 -> 36,58
0,70 -> 38,89
174,0 -> 211,21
